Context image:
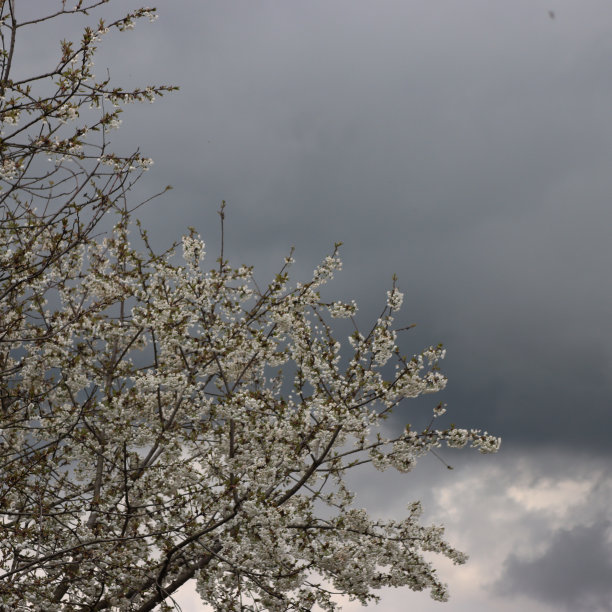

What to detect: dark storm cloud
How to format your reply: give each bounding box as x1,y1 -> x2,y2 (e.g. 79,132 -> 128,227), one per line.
494,521 -> 612,611
15,0 -> 612,453
18,1 -> 612,455
96,0 -> 612,456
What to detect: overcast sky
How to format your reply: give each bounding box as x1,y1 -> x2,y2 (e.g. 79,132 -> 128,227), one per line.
28,1 -> 612,609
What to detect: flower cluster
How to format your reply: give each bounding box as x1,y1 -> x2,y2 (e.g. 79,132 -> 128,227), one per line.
0,158 -> 21,181
56,103 -> 79,124
329,300 -> 357,318
386,286 -> 404,311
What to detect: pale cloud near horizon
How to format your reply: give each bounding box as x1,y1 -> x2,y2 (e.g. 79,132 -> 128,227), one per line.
169,450 -> 611,611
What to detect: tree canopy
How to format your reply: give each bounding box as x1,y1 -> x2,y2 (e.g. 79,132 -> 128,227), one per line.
0,3 -> 500,610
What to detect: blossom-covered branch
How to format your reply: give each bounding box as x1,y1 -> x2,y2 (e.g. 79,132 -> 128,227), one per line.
1,209 -> 499,610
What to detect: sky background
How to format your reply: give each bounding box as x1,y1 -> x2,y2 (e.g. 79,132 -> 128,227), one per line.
26,1 -> 612,609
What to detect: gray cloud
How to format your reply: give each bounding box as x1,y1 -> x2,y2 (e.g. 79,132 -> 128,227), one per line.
494,521 -> 612,611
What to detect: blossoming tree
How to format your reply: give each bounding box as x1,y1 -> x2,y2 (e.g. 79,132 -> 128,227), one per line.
0,3 -> 500,611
